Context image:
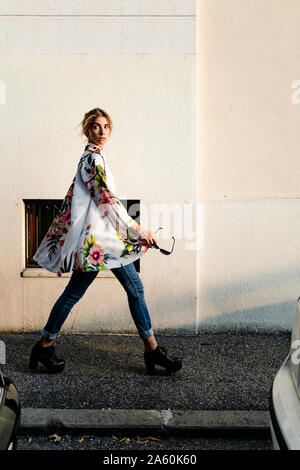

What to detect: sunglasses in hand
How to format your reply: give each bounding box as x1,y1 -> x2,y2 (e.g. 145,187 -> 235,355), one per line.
150,227 -> 175,255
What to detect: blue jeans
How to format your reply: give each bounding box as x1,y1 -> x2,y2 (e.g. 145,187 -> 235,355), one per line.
41,262 -> 154,341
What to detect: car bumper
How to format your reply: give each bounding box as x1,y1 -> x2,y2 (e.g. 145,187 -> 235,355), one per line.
269,355 -> 300,450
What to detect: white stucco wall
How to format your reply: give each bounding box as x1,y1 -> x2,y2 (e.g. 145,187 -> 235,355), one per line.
0,0 -> 197,335
2,0 -> 299,336
196,0 -> 300,332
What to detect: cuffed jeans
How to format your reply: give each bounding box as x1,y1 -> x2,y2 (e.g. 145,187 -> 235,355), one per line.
41,262 -> 154,341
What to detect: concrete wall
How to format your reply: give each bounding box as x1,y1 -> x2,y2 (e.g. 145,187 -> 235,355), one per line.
0,1 -> 197,335
196,0 -> 300,331
2,0 -> 299,336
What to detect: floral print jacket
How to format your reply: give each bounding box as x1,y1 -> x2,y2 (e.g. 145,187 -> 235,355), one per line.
33,143 -> 149,276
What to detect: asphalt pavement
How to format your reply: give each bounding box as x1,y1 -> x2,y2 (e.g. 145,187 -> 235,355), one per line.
0,331 -> 291,436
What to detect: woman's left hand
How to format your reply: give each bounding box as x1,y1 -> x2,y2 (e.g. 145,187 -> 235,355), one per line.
145,230 -> 158,247
135,225 -> 158,247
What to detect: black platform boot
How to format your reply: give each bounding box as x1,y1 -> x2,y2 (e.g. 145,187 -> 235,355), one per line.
144,346 -> 182,375
28,340 -> 65,373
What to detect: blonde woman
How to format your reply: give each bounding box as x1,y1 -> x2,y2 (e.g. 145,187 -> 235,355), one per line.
29,108 -> 182,375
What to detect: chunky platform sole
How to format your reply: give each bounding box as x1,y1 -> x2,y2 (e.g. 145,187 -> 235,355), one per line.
144,356 -> 182,375
28,354 -> 65,374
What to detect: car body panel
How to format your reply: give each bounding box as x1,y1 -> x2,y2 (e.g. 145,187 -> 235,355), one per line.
0,370 -> 20,450
290,301 -> 300,400
270,355 -> 300,450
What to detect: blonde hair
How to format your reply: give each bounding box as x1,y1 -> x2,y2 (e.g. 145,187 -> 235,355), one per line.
80,108 -> 113,141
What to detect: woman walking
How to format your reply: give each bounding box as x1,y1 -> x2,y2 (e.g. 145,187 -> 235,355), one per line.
29,108 -> 182,375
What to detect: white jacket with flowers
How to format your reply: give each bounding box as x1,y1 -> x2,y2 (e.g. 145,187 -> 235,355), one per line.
33,143 -> 149,276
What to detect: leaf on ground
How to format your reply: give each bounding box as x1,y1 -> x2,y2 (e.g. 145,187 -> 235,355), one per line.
112,435 -> 118,440
136,436 -> 162,444
78,435 -> 92,444
137,439 -> 149,444
49,433 -> 62,443
119,437 -> 130,445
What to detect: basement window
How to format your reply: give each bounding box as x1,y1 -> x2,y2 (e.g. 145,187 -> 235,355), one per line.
24,199 -> 141,272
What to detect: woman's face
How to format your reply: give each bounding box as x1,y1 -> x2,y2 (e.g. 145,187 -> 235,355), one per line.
89,116 -> 111,149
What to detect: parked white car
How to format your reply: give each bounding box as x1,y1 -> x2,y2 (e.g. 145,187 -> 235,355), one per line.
0,369 -> 20,450
270,298 -> 300,449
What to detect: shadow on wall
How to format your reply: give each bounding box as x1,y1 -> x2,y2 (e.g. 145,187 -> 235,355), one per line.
66,298 -> 297,336
26,264 -> 300,336
197,300 -> 297,334
64,280 -> 297,335
197,263 -> 300,333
